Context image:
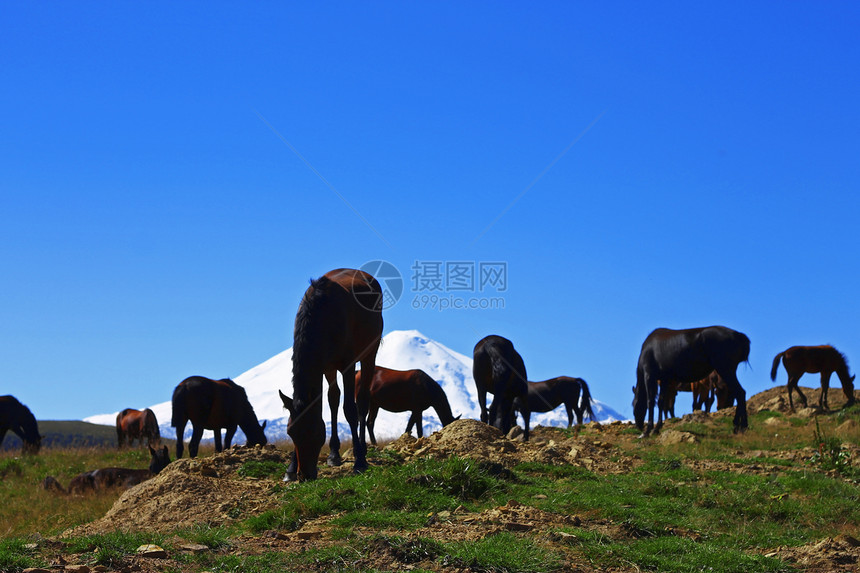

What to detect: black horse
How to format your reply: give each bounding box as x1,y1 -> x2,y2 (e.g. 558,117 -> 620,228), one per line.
515,376 -> 596,428
171,376 -> 267,458
473,335 -> 530,440
633,326 -> 750,437
0,395 -> 41,454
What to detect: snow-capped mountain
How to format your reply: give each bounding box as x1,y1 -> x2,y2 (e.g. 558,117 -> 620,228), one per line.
85,330 -> 628,444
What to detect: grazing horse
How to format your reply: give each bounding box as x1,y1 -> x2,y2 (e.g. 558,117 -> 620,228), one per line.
0,395 -> 41,454
633,326 -> 750,437
171,376 -> 267,459
356,366 -> 459,445
280,268 -> 384,481
514,377 -> 596,428
771,345 -> 856,410
658,373 -> 719,419
473,335 -> 530,440
41,445 -> 170,495
116,408 -> 161,448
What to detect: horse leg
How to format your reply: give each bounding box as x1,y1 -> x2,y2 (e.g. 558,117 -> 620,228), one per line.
411,411 -> 424,438
821,372 -> 832,410
285,450 -> 298,482
343,364 -> 367,473
224,425 -> 237,449
719,369 -> 747,433
174,420 -> 186,459
790,375 -> 808,408
367,404 -> 379,446
189,425 -> 205,458
645,374 -> 658,436
325,372 -> 342,466
116,427 -> 124,449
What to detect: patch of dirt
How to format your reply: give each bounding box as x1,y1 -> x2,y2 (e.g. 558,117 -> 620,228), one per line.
767,534 -> 860,572
34,386 -> 860,572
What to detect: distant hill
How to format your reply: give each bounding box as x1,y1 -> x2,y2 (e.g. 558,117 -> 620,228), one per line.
1,420 -> 174,451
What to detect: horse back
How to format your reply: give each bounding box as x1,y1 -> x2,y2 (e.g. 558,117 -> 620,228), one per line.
783,345 -> 842,373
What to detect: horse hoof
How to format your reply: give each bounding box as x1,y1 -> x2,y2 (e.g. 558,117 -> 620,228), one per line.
353,462 -> 369,474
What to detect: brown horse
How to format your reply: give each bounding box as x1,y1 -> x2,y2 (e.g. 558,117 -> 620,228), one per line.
473,335 -> 530,440
658,372 -> 720,418
0,395 -> 41,454
116,408 -> 161,448
41,445 -> 170,495
356,366 -> 459,445
771,345 -> 856,410
280,268 -> 383,481
633,326 -> 750,437
514,377 -> 595,428
171,376 -> 267,458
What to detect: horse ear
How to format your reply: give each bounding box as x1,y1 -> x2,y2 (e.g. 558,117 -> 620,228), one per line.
454,414 -> 462,421
279,390 -> 294,414
261,420 -> 267,430
149,445 -> 155,456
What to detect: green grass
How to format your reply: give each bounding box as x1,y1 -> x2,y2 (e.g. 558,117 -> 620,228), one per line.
246,455 -> 508,533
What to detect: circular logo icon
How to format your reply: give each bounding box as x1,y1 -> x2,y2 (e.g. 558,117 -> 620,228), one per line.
359,260 -> 403,310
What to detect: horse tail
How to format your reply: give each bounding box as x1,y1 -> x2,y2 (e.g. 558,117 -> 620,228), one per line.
770,352 -> 784,382
580,379 -> 596,422
171,385 -> 185,428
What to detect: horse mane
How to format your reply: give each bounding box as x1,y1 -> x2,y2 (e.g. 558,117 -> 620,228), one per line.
291,276 -> 336,399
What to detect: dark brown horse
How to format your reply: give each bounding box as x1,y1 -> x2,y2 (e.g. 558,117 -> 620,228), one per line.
473,335 -> 530,440
356,366 -> 459,445
514,377 -> 596,428
171,376 -> 267,458
280,268 -> 383,481
0,395 -> 41,454
41,445 -> 170,495
771,345 -> 856,410
633,326 -> 750,437
116,408 -> 161,448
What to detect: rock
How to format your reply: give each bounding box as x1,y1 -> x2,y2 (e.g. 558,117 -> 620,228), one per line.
763,417 -> 783,426
136,544 -> 168,558
657,430 -> 698,445
64,566 -> 90,573
179,543 -> 210,554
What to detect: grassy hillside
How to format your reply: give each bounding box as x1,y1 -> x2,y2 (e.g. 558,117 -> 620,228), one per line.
1,390 -> 860,572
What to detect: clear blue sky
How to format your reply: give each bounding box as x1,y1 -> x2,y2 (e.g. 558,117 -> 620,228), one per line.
2,3 -> 858,421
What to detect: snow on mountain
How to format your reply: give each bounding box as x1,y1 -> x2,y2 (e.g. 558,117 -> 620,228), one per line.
85,330 -> 628,445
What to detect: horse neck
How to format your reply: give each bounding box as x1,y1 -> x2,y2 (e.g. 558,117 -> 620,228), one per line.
19,410 -> 39,442
430,386 -> 455,425
835,360 -> 854,386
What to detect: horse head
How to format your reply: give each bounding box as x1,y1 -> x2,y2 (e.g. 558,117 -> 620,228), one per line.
280,389 -> 325,481
22,434 -> 42,455
148,445 -> 171,474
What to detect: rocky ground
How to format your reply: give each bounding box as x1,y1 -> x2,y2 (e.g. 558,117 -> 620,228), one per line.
24,385 -> 860,573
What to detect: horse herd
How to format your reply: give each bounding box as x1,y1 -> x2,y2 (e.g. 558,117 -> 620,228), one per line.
3,267 -> 857,488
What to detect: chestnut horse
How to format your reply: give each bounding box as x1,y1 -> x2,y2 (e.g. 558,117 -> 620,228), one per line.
171,376 -> 267,458
0,395 -> 41,454
514,377 -> 595,428
356,366 -> 459,445
633,326 -> 750,437
473,335 -> 530,440
280,268 -> 383,481
42,445 -> 170,495
116,408 -> 161,448
771,345 -> 856,410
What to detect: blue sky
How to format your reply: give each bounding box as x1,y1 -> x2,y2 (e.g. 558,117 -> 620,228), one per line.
2,3 -> 859,421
